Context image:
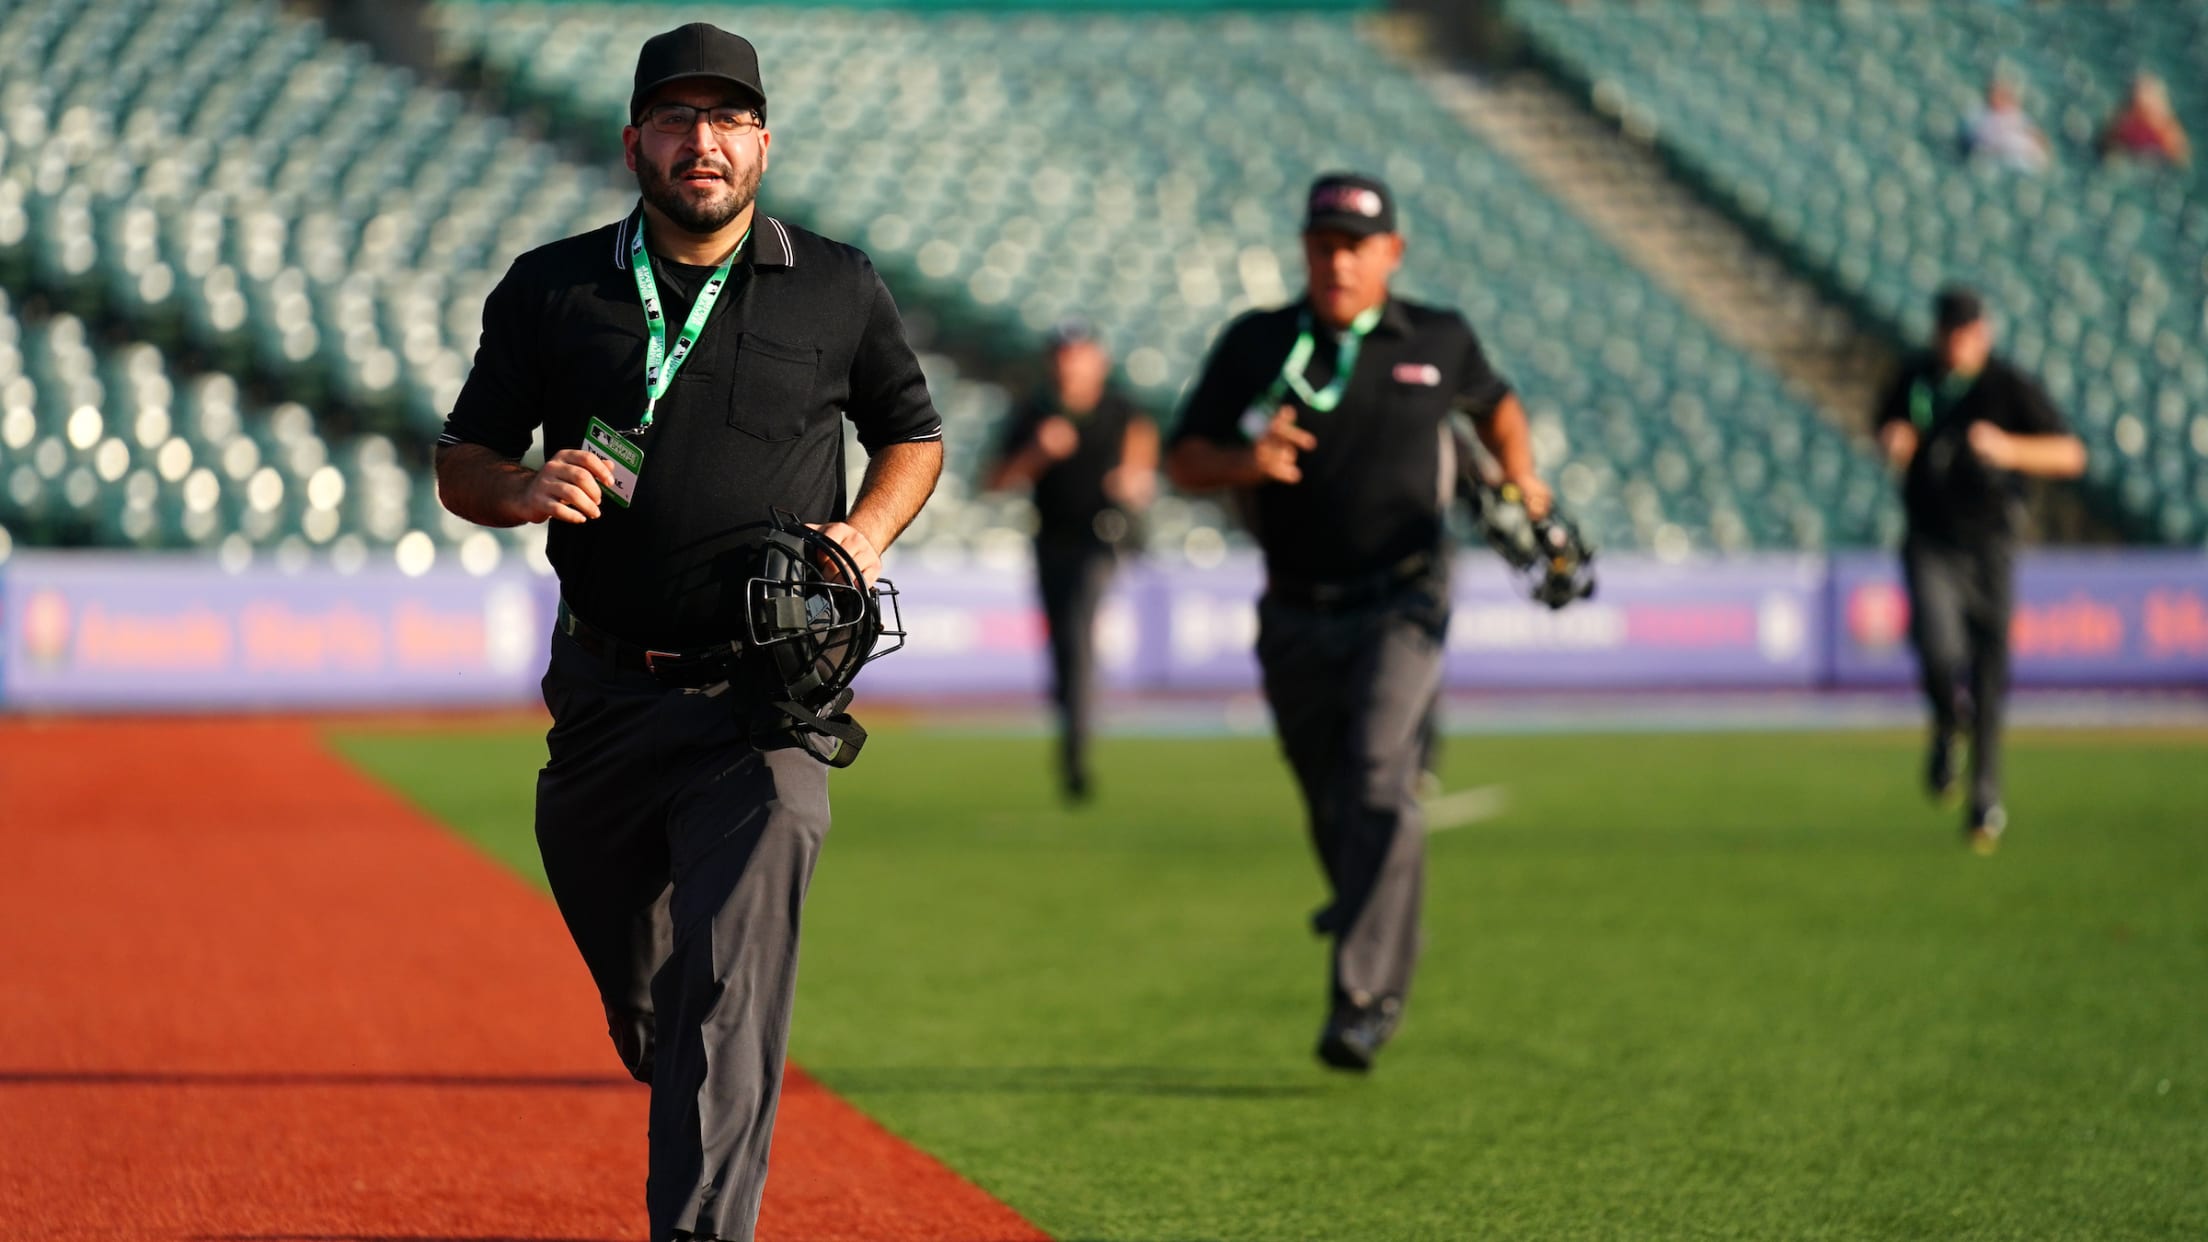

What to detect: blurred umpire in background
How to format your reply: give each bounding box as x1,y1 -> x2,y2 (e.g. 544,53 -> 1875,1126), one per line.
1876,286 -> 2084,854
985,320 -> 1158,803
434,24 -> 942,1242
1167,173 -> 1551,1072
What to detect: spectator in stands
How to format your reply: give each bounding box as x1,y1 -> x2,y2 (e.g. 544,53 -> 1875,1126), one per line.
1961,79 -> 2051,173
1875,286 -> 2086,856
985,319 -> 1157,804
2099,73 -> 2191,166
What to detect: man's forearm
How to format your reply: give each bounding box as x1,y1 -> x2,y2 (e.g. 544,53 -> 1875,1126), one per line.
1165,439 -> 1260,491
983,443 -> 1049,493
847,439 -> 944,551
1879,422 -> 1918,470
435,443 -> 533,527
1474,393 -> 1537,485
2007,434 -> 2088,479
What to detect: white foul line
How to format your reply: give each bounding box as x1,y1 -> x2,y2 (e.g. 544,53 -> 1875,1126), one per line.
1424,785 -> 1508,833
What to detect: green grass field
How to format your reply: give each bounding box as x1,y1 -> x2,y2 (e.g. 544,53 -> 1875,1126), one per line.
334,724 -> 2208,1241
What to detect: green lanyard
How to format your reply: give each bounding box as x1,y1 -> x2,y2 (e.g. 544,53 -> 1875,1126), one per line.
1279,303 -> 1384,413
1908,370 -> 1977,431
628,222 -> 747,433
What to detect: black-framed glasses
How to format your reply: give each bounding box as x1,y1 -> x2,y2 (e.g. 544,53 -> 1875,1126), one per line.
638,103 -> 764,137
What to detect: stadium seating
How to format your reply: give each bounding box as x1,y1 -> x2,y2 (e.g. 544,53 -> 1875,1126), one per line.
0,285 -> 556,573
436,2 -> 1902,555
0,0 -> 1031,565
2,0 -> 1907,565
1511,0 -> 2208,545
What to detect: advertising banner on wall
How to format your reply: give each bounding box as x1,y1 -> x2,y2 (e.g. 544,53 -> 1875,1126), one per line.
0,553 -> 557,710
1125,551 -> 1827,691
1828,551 -> 2208,687
1443,554 -> 1826,688
3,549 -> 2203,710
852,558 -> 1147,697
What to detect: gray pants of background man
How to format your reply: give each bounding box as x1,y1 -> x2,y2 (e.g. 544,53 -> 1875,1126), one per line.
1035,539 -> 1118,789
535,629 -> 831,1242
1256,575 -> 1448,1019
1903,535 -> 2014,817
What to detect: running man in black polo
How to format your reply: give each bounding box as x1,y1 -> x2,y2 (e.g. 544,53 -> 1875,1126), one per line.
1166,173 -> 1553,1072
985,319 -> 1157,803
1876,286 -> 2085,854
434,25 -> 942,1242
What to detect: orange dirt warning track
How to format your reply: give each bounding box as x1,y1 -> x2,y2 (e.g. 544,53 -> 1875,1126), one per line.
0,717 -> 1050,1242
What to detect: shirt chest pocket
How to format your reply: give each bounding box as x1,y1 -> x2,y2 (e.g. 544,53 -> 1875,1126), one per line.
728,332 -> 820,442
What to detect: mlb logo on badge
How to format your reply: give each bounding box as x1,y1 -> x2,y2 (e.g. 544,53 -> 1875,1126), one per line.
1393,362 -> 1442,387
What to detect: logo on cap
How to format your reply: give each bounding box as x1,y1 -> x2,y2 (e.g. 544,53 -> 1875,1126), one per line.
1312,185 -> 1385,218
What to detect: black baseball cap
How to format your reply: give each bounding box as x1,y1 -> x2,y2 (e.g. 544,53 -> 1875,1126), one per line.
1046,317 -> 1102,350
1933,285 -> 1985,333
631,23 -> 766,122
1304,172 -> 1396,237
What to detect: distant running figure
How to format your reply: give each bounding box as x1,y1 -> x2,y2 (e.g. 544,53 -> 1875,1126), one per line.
985,319 -> 1157,803
1875,286 -> 2085,854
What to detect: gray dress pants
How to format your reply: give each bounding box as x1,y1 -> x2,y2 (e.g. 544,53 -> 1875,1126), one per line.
1035,539 -> 1118,787
535,630 -> 831,1242
1903,535 -> 2015,817
1256,579 -> 1448,1016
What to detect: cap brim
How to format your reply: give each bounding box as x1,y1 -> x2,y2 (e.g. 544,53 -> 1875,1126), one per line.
1304,214 -> 1393,238
630,73 -> 766,118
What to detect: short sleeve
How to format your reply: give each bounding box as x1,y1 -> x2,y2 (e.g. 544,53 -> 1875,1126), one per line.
994,397 -> 1046,461
1874,364 -> 1914,430
1171,313 -> 1272,446
1452,315 -> 1512,421
439,262 -> 545,459
846,265 -> 943,451
2003,367 -> 2068,436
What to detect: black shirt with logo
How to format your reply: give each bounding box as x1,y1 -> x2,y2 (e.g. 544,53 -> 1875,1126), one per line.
1875,352 -> 2067,546
441,207 -> 941,647
996,389 -> 1151,547
1172,296 -> 1510,585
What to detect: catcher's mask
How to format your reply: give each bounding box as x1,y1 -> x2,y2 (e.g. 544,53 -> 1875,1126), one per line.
1449,415 -> 1596,611
745,510 -> 906,767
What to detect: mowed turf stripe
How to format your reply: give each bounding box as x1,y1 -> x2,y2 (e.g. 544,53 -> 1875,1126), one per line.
0,718 -> 1048,1242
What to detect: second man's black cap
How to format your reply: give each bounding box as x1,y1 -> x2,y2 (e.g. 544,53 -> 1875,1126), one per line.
1304,172 -> 1396,237
1933,285 -> 1985,333
631,23 -> 766,122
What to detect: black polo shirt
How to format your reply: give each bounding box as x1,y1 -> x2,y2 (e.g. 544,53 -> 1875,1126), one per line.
441,207 -> 941,647
1173,296 -> 1510,585
995,388 -> 1151,547
1875,351 -> 2068,546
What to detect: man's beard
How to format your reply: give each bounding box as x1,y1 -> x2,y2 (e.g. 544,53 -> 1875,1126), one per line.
636,155 -> 758,235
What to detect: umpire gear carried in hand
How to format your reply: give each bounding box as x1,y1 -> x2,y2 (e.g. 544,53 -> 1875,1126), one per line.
746,510 -> 905,767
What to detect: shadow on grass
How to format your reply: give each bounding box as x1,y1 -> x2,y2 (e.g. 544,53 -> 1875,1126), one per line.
1,1069 -> 638,1090
811,1064 -> 1326,1100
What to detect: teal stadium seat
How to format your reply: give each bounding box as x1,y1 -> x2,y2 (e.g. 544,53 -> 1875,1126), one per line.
1512,0 -> 2205,545
3,0 -> 1914,562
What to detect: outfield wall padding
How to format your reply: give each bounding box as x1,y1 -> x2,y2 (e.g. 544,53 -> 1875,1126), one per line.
2,549 -> 2204,709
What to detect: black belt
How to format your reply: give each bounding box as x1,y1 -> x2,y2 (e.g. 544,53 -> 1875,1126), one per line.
556,600 -> 747,690
1266,552 -> 1439,611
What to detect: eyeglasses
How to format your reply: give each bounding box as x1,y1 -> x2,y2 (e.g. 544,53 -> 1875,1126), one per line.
638,103 -> 764,137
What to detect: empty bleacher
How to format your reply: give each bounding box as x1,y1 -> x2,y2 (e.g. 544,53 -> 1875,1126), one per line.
1513,0 -> 2208,545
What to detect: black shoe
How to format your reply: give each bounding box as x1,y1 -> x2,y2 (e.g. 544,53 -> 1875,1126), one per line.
1061,769 -> 1092,806
1316,999 -> 1401,1073
1966,803 -> 2007,856
1926,732 -> 1959,804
